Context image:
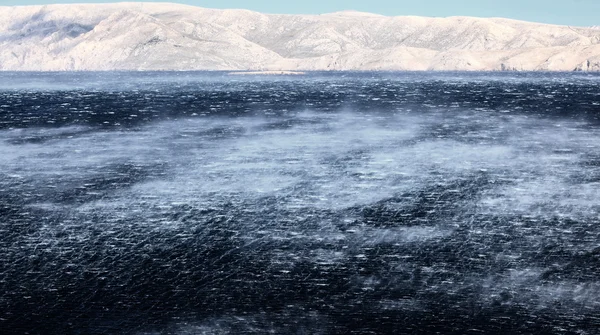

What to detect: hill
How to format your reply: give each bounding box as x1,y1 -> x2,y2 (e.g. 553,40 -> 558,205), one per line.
1,2 -> 599,71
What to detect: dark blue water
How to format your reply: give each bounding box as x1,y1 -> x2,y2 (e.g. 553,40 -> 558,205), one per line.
1,72 -> 600,334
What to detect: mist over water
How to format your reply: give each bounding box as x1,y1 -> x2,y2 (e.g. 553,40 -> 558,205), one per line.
1,72 -> 600,334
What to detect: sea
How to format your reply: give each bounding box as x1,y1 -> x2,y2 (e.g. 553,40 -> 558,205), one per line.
1,71 -> 600,334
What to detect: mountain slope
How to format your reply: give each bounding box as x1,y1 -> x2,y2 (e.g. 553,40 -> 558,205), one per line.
1,2 -> 599,71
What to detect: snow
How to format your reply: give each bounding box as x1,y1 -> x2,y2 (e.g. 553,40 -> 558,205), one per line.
0,2 -> 599,71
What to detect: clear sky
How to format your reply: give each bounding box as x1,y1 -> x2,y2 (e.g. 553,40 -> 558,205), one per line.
0,0 -> 598,27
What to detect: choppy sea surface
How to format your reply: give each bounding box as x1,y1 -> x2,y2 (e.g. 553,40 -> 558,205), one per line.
1,71 -> 600,334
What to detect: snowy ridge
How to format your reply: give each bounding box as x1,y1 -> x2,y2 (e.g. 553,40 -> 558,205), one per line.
1,2 -> 600,71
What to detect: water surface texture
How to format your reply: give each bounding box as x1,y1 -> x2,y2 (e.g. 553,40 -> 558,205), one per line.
1,72 -> 600,334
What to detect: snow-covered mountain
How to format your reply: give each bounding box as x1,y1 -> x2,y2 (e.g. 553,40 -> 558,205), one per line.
1,2 -> 599,71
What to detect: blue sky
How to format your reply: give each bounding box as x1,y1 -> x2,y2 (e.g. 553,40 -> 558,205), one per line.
0,0 -> 597,27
